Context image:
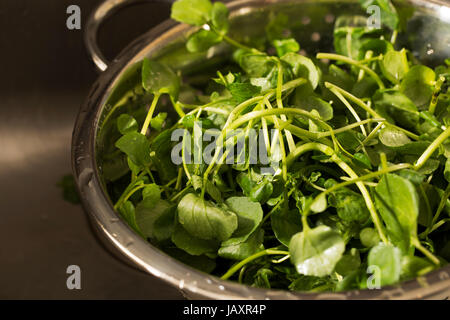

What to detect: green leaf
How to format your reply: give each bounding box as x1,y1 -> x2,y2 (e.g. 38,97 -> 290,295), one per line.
135,199 -> 173,239
221,197 -> 263,246
400,65 -> 436,107
171,223 -> 219,255
153,205 -> 177,242
293,84 -> 333,121
142,58 -> 180,99
335,248 -> 361,276
336,130 -> 364,152
271,207 -> 302,247
117,114 -> 138,134
281,52 -> 320,89
273,38 -> 300,57
186,29 -> 222,53
329,189 -> 370,222
379,127 -> 411,147
236,172 -> 255,195
354,152 -> 372,169
374,173 -> 419,252
379,49 -> 409,84
177,193 -> 238,241
171,0 -> 212,26
359,227 -> 381,248
373,90 -> 418,115
150,112 -> 167,131
127,156 -> 141,177
368,243 -> 402,286
228,82 -> 261,104
253,267 -> 273,289
115,132 -> 151,167
289,225 -> 345,277
211,2 -> 229,35
164,248 -> 216,273
250,180 -> 273,204
237,53 -> 276,78
401,256 -> 434,280
142,184 -> 161,204
219,229 -> 264,260
118,201 -> 142,235
358,39 -> 393,60
150,129 -> 178,182
310,193 -> 327,213
445,158 -> 450,182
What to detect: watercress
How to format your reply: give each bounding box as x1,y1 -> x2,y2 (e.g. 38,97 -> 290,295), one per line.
99,0 -> 449,292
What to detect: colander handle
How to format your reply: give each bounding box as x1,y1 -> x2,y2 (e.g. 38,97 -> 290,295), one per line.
84,0 -> 173,72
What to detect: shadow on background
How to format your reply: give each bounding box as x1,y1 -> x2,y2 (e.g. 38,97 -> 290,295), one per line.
0,0 -> 183,299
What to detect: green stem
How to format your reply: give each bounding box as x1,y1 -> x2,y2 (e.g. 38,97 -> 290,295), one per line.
356,122 -> 384,152
113,184 -> 146,210
263,98 -> 288,181
411,237 -> 440,266
317,53 -> 385,89
170,96 -> 186,118
328,86 -> 367,136
221,249 -> 289,280
324,82 -> 420,140
276,61 -> 296,153
324,82 -> 380,118
222,34 -> 262,54
169,182 -> 192,202
141,93 -> 161,135
286,142 -> 389,244
358,50 -> 373,81
261,189 -> 295,224
421,184 -> 450,238
175,167 -> 183,191
390,30 -> 398,45
428,76 -> 445,115
414,126 -> 450,170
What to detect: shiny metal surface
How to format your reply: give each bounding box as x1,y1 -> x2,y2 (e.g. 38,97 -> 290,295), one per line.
74,0 -> 450,299
0,0 -> 182,299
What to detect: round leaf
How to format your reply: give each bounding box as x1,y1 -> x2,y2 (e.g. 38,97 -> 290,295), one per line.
281,52 -> 320,89
360,228 -> 381,248
271,207 -> 302,247
380,49 -> 409,83
177,193 -> 238,241
115,132 -> 151,167
186,29 -> 222,53
172,223 -> 219,256
171,0 -> 212,26
211,2 -> 229,35
221,197 -> 263,246
289,225 -> 345,277
117,114 -> 138,134
379,127 -> 411,147
400,65 -> 436,107
142,58 -> 180,99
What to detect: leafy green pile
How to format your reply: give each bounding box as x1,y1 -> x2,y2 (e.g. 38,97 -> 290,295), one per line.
101,0 -> 450,292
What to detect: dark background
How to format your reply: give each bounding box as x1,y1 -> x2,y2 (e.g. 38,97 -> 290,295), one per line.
0,0 -> 184,299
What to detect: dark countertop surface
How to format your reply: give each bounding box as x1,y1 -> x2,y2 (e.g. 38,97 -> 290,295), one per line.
0,0 -> 183,299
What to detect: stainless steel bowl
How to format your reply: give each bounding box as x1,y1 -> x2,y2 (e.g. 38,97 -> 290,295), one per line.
73,0 -> 450,299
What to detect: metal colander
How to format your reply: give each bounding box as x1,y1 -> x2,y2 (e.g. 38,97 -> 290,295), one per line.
74,0 -> 450,299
